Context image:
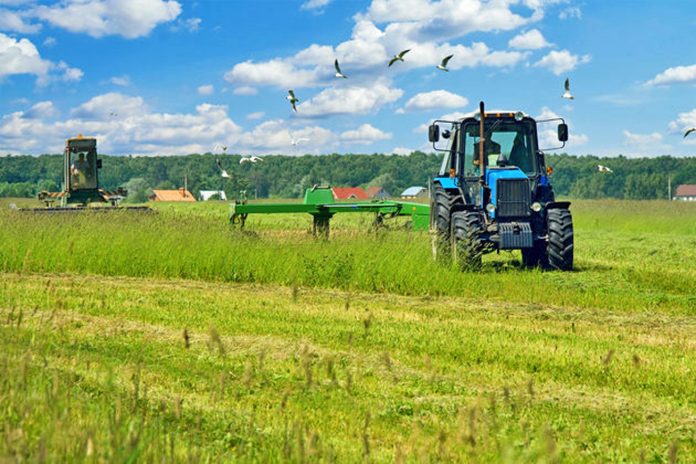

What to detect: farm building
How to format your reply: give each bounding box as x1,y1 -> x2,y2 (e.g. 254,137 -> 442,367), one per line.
150,188 -> 196,202
199,190 -> 227,201
332,187 -> 369,200
400,186 -> 428,199
366,186 -> 390,199
674,184 -> 696,201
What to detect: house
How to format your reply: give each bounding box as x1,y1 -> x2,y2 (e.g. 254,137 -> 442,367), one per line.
332,187 -> 369,200
199,190 -> 227,201
400,186 -> 428,199
366,186 -> 390,199
150,188 -> 196,202
674,184 -> 696,201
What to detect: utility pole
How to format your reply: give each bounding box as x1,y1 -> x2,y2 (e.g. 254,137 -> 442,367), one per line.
667,175 -> 672,201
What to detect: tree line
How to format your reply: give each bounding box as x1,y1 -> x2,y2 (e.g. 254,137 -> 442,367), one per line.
0,151 -> 694,201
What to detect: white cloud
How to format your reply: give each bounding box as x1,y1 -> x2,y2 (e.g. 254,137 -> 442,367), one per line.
42,36 -> 56,47
413,111 -> 467,133
246,111 -> 265,120
390,146 -> 413,155
668,109 -> 696,144
225,58 -> 326,89
71,93 -> 147,119
0,33 -> 50,78
32,0 -> 181,39
109,75 -> 131,87
533,49 -> 590,75
508,29 -> 551,50
623,130 -> 663,146
340,123 -> 391,144
400,90 -> 468,112
233,86 -> 257,96
301,0 -> 332,11
54,61 -> 83,82
559,6 -> 581,20
0,7 -> 41,33
24,101 -> 56,119
647,64 -> 696,86
536,106 -> 588,149
182,17 -> 201,32
298,82 -> 403,117
197,84 -> 214,95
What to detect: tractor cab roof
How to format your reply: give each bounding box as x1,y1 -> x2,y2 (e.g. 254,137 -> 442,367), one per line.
456,110 -> 531,122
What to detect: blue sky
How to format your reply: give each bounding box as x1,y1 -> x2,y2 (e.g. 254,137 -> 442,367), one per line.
1,0 -> 696,157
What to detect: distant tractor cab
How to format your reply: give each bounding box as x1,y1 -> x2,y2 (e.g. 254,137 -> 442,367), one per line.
37,136 -> 128,208
429,101 -> 573,271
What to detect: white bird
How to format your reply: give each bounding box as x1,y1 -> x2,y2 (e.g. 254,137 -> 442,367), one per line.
562,78 -> 574,100
388,49 -> 410,67
334,59 -> 347,78
216,158 -> 231,178
597,164 -> 613,174
436,54 -> 453,72
684,128 -> 696,138
291,136 -> 309,146
240,156 -> 264,164
286,89 -> 299,112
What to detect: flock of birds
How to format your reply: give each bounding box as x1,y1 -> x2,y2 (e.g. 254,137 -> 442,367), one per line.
213,48 -> 696,179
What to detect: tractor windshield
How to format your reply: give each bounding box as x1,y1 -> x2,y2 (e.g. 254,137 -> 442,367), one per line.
460,120 -> 537,177
70,146 -> 97,190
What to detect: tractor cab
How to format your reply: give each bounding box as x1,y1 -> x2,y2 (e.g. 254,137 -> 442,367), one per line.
66,136 -> 100,191
428,102 -> 574,271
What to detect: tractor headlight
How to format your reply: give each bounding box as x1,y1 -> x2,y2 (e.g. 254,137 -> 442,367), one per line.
514,111 -> 524,121
531,202 -> 542,212
486,203 -> 496,213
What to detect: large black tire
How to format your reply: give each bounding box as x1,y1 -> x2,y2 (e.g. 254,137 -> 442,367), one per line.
546,208 -> 574,271
451,211 -> 485,271
431,186 -> 452,263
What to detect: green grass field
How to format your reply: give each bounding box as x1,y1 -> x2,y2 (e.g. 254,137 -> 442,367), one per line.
1,198 -> 694,462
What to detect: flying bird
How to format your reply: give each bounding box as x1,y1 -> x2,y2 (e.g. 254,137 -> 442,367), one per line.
334,59 -> 347,78
597,164 -> 613,174
436,54 -> 453,72
684,128 -> 696,138
388,49 -> 410,67
286,90 -> 299,112
562,78 -> 574,100
216,158 -> 231,178
240,155 -> 264,164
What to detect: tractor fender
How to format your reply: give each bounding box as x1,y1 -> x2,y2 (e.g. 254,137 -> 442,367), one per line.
546,201 -> 571,210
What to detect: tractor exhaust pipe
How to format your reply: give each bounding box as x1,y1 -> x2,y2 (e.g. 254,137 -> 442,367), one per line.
479,101 -> 485,186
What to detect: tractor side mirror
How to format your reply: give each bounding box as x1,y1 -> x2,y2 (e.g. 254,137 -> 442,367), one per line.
558,123 -> 569,142
96,159 -> 103,169
428,124 -> 440,142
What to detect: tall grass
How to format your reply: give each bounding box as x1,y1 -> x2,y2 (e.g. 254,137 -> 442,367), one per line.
1,199 -> 694,315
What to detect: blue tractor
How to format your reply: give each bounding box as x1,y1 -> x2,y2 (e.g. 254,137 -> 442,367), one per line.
428,101 -> 573,271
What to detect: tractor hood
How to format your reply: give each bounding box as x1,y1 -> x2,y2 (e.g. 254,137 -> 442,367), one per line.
485,167 -> 530,219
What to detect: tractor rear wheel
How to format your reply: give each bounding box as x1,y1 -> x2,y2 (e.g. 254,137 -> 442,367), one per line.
546,208 -> 574,271
451,210 -> 484,271
431,186 -> 452,263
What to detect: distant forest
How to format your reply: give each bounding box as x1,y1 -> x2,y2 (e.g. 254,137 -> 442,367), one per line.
1,151 -> 695,201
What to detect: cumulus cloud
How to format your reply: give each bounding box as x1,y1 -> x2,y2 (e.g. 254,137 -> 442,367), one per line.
0,33 -> 50,78
400,90 -> 468,112
390,146 -> 413,155
508,29 -> 551,50
340,123 -> 391,144
197,84 -> 214,95
297,82 -> 403,117
668,108 -> 696,144
536,106 -> 588,148
0,7 -> 41,33
623,130 -> 663,146
647,64 -> 696,86
23,101 -> 57,119
533,49 -> 590,75
559,6 -> 582,20
32,0 -> 181,39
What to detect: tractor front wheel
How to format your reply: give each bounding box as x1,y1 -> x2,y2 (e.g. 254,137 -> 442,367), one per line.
546,208 -> 574,271
451,211 -> 484,271
431,186 -> 452,263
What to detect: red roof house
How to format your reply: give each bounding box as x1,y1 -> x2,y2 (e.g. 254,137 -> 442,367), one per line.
331,187 -> 369,200
674,184 -> 696,201
150,188 -> 196,202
